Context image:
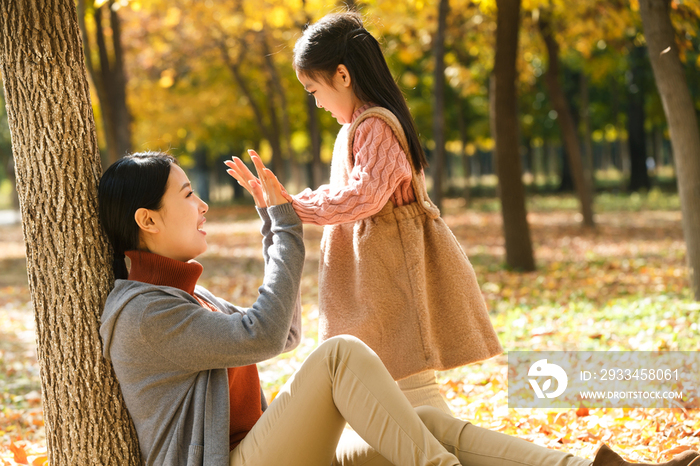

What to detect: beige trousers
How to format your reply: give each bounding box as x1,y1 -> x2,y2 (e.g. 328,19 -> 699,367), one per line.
398,370 -> 453,415
230,336 -> 593,466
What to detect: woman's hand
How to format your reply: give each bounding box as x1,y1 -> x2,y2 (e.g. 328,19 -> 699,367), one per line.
224,151 -> 266,207
250,153 -> 289,207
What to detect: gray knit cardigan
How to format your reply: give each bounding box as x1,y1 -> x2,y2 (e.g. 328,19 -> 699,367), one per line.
100,204 -> 305,466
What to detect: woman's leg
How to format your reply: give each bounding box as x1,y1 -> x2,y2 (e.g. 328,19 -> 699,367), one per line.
230,335 -> 460,466
397,370 -> 453,415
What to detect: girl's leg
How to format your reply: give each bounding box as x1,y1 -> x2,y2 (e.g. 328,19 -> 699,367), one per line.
230,335 -> 459,466
334,406 -> 593,466
415,405 -> 592,466
397,370 -> 453,415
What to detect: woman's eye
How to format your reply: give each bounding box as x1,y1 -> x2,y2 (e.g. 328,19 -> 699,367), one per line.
186,191 -> 194,198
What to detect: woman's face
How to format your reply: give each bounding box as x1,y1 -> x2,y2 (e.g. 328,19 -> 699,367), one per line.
140,164 -> 209,262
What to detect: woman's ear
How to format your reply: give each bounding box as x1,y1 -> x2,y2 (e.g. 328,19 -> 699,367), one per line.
335,64 -> 352,88
134,208 -> 159,234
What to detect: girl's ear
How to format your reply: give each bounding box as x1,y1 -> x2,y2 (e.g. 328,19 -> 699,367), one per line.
134,208 -> 159,234
336,64 -> 352,88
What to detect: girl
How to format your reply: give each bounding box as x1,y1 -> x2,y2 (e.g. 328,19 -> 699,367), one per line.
99,152 -> 695,466
281,10 -> 502,413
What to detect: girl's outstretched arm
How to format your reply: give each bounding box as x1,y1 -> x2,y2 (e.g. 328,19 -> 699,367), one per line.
292,118 -> 413,225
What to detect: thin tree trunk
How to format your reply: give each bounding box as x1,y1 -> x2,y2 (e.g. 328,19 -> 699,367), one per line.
78,0 -> 131,166
580,72 -> 595,196
494,0 -> 535,270
92,3 -> 119,165
306,93 -> 323,188
261,29 -> 291,181
639,0 -> 700,300
457,97 -> 471,204
627,45 -> 651,192
263,70 -> 284,175
0,0 -> 141,464
299,5 -> 324,189
539,16 -> 595,227
219,39 -> 283,174
108,0 -> 131,161
654,126 -> 664,169
431,0 -> 449,209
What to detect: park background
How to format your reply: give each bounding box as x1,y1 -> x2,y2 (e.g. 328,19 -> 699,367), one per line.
0,0 -> 699,464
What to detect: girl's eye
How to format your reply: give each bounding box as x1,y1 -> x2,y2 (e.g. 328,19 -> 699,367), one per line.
186,191 -> 194,198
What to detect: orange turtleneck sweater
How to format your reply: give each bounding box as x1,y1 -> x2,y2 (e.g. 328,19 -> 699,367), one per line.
125,250 -> 263,451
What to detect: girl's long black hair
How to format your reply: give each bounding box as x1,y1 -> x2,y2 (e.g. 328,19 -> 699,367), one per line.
293,11 -> 428,171
98,152 -> 176,279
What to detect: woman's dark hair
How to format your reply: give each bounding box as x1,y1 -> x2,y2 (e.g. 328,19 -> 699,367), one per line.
98,152 -> 177,280
293,11 -> 428,171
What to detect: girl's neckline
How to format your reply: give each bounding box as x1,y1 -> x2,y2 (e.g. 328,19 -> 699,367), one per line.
351,103 -> 376,123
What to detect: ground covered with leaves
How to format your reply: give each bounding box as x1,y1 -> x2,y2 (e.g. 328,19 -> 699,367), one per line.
0,192 -> 698,464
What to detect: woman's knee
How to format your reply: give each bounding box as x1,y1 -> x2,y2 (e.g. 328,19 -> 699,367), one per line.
320,334 -> 373,355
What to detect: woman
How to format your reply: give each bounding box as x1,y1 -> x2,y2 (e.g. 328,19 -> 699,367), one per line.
99,151 -> 698,466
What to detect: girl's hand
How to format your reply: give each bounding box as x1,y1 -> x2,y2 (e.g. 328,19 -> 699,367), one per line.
250,152 -> 289,207
224,153 -> 265,207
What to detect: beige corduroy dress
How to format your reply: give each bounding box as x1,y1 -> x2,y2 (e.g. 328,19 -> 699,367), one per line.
318,106 -> 503,381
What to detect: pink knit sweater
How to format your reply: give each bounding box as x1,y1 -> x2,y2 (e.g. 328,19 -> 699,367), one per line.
292,105 -> 416,225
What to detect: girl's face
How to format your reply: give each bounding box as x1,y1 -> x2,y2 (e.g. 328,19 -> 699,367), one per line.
296,66 -> 363,124
137,164 -> 209,262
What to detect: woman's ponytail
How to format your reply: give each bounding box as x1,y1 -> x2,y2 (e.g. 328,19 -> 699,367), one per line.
112,251 -> 128,280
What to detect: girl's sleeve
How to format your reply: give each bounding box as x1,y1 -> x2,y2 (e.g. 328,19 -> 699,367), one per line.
291,118 -> 412,226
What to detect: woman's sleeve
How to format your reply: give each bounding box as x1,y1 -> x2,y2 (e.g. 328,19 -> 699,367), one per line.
291,118 -> 412,226
137,203 -> 305,371
255,206 -> 302,352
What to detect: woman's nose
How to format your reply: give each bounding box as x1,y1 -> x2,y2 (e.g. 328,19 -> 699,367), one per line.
200,198 -> 209,213
315,98 -> 322,109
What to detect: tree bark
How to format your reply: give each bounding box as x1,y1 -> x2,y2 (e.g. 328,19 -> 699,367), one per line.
0,1 -> 141,464
431,0 -> 449,210
539,16 -> 595,227
639,0 -> 700,300
493,0 -> 535,271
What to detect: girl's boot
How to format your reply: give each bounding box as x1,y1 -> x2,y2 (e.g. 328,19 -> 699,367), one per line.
592,445 -> 699,466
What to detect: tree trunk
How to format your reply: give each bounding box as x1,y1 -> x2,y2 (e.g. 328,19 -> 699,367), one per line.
580,72 -> 595,195
558,147 -> 574,192
627,45 -> 651,192
78,0 -> 132,166
0,1 -> 142,464
493,0 -> 535,271
431,0 -> 449,210
539,16 -> 595,227
639,0 -> 700,300
457,97 -> 471,204
261,29 -> 290,182
306,94 -> 323,188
